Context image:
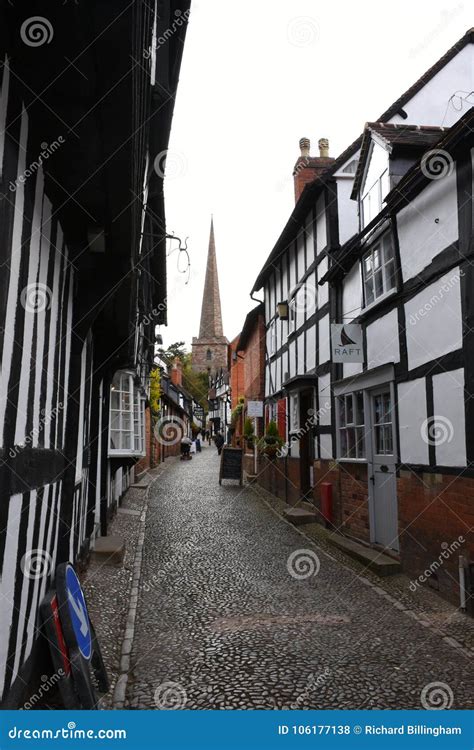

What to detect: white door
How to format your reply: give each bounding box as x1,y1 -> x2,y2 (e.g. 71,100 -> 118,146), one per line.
368,389 -> 399,552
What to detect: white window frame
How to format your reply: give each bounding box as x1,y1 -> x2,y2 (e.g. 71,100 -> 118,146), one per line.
362,234 -> 396,309
336,391 -> 366,461
109,370 -> 146,457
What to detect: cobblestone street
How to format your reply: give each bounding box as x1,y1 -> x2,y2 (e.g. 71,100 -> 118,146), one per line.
125,446 -> 473,710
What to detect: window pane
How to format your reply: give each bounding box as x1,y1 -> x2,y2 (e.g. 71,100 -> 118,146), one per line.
338,397 -> 346,427
340,429 -> 347,456
355,392 -> 364,426
385,260 -> 396,290
364,254 -> 372,275
347,428 -> 356,458
374,268 -> 383,298
373,247 -> 381,269
111,391 -> 120,409
122,432 -> 131,449
356,427 -> 365,458
110,430 -> 120,450
375,425 -> 384,454
110,412 -> 120,430
365,278 -> 374,305
345,394 -> 353,425
384,426 -> 393,455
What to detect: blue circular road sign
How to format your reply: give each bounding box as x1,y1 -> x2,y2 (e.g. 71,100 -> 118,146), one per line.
64,564 -> 92,660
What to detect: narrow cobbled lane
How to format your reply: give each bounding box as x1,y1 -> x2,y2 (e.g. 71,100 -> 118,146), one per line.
128,446 -> 473,709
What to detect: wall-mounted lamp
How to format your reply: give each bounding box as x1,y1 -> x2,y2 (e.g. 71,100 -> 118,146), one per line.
277,301 -> 289,320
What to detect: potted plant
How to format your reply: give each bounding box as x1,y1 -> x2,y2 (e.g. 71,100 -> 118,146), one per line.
243,417 -> 255,450
258,420 -> 283,459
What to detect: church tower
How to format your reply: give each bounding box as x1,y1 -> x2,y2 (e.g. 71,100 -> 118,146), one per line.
192,218 -> 229,372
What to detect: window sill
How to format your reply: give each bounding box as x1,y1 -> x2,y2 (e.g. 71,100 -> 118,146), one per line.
359,287 -> 396,318
336,457 -> 367,464
108,450 -> 146,458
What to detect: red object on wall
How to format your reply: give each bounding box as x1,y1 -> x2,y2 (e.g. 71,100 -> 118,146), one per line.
321,482 -> 333,524
277,398 -> 287,441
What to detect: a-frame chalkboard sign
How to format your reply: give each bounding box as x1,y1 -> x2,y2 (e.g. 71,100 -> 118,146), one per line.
219,447 -> 243,485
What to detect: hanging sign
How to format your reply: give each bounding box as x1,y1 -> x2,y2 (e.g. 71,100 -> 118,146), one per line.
331,324 -> 364,363
247,400 -> 264,418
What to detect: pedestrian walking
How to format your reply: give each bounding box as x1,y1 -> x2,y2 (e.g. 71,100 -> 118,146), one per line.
196,432 -> 202,452
214,431 -> 224,456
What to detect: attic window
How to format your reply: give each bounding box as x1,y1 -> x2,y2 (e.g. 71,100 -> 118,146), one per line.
342,159 -> 358,174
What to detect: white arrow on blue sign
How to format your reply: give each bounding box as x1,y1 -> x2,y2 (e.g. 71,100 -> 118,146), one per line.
65,564 -> 92,660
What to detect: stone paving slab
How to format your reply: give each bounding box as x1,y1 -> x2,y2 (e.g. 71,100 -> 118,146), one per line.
81,462 -> 177,708
126,445 -> 474,710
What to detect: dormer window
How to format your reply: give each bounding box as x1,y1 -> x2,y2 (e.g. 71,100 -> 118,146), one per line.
362,234 -> 396,307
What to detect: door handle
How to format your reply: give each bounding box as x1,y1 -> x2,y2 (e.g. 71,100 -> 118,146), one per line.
380,465 -> 389,473
369,475 -> 375,484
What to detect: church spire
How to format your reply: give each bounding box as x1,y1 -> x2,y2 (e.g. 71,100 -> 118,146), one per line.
191,216 -> 228,373
198,217 -> 224,338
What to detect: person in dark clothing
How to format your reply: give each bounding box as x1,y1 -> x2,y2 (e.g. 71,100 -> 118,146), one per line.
214,431 -> 224,456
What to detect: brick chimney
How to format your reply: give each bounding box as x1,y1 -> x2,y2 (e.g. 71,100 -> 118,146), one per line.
170,357 -> 183,387
293,137 -> 335,202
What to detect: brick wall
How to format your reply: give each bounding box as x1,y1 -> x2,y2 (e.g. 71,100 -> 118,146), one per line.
243,314 -> 265,402
398,470 -> 473,605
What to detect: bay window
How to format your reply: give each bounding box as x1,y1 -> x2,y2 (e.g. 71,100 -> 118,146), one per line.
109,371 -> 146,456
337,391 -> 366,459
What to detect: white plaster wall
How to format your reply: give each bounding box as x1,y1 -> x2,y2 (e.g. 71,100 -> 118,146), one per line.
343,362 -> 363,378
404,268 -> 462,370
318,373 -> 331,425
397,378 -> 429,464
432,368 -> 466,467
366,308 -> 400,369
362,141 -> 388,197
318,314 -> 330,364
336,176 -> 359,246
306,327 -> 316,371
289,340 -> 296,378
316,194 -> 326,253
398,168 -> 459,281
296,332 -> 305,374
318,256 -> 328,307
389,45 -> 474,128
342,264 -> 362,319
320,433 -> 333,459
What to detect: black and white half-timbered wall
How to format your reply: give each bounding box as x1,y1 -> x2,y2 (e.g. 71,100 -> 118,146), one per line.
251,29 -> 474,605
0,1 -> 189,708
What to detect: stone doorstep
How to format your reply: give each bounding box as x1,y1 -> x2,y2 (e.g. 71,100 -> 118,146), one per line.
283,507 -> 318,525
327,532 -> 401,577
130,483 -> 148,489
90,535 -> 125,565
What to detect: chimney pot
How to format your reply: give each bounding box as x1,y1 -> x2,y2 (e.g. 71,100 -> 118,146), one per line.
318,138 -> 329,157
299,137 -> 310,157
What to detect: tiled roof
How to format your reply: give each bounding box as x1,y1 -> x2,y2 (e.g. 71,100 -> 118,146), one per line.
351,123 -> 448,198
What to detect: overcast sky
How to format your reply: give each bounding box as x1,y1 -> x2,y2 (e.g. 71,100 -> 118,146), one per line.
161,0 -> 471,349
